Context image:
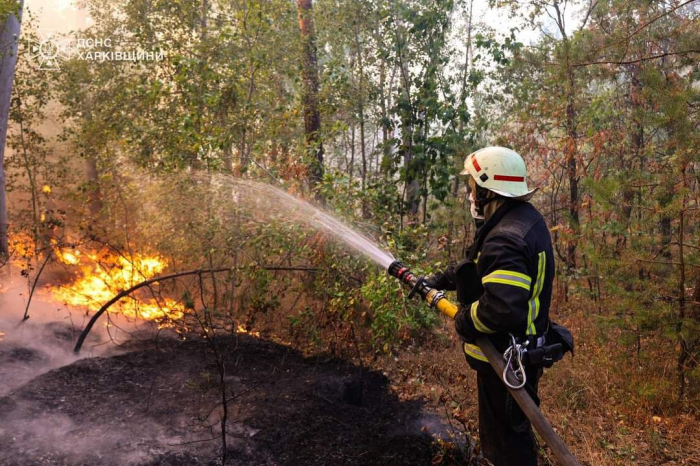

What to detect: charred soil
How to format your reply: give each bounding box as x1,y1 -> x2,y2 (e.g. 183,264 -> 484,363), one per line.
0,330 -> 459,466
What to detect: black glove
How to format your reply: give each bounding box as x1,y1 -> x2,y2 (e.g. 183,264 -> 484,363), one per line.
454,303 -> 479,342
423,274 -> 441,289
423,264 -> 458,291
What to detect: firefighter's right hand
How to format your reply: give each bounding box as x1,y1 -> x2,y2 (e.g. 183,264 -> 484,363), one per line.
423,264 -> 458,292
423,274 -> 442,290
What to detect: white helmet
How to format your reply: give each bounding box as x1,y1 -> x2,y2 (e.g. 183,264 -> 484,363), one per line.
460,146 -> 537,200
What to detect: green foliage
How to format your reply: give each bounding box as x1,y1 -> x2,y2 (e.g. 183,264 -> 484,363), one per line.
7,0 -> 697,424
246,268 -> 281,316
5,18 -> 72,252
361,270 -> 436,352
288,308 -> 323,347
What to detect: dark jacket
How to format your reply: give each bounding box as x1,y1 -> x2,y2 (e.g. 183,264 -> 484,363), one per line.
433,200 -> 555,367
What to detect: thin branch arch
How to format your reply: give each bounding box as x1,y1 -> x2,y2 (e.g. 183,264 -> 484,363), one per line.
73,266 -> 316,353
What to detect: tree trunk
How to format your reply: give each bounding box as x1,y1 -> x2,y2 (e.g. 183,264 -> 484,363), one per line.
558,26 -> 579,273
0,0 -> 23,257
617,64 -> 644,255
551,3 -> 580,273
15,95 -> 39,253
389,7 -> 419,220
398,61 -> 418,217
676,165 -> 688,402
565,71 -> 579,273
378,57 -> 390,176
447,0 -> 474,258
403,124 -> 419,217
190,0 -> 208,170
200,0 -> 208,37
296,0 -> 324,194
349,124 -> 355,180
353,25 -> 368,218
85,157 -> 102,217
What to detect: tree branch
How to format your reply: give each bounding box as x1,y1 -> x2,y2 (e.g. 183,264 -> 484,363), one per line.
627,0 -> 697,40
21,249 -> 53,322
573,49 -> 699,67
73,265 -> 317,353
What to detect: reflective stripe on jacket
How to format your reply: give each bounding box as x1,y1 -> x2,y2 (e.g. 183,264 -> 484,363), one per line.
460,201 -> 555,364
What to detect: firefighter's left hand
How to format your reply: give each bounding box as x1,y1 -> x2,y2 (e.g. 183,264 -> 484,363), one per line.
454,304 -> 479,342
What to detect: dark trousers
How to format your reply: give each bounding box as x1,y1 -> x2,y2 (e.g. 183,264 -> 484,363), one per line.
476,365 -> 542,466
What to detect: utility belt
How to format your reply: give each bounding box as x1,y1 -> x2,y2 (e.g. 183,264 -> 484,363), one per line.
512,321 -> 574,367
520,334 -> 562,368
502,322 -> 574,389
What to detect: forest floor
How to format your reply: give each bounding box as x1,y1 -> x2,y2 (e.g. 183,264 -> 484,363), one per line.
0,301 -> 697,466
0,320 -> 471,466
351,308 -> 700,466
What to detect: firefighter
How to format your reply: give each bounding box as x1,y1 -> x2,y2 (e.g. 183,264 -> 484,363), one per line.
426,146 -> 555,466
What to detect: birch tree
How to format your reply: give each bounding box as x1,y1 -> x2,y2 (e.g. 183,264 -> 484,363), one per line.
0,0 -> 22,258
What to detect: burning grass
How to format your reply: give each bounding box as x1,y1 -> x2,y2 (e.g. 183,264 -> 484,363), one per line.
8,231 -> 36,262
7,232 -> 185,325
49,247 -> 185,322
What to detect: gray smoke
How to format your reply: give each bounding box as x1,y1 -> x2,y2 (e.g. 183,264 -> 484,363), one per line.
0,269 -> 186,465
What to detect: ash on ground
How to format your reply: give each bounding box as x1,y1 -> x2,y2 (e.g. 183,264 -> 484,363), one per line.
0,326 -> 467,465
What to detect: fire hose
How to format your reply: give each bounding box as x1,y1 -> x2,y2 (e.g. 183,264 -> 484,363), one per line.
388,260 -> 580,466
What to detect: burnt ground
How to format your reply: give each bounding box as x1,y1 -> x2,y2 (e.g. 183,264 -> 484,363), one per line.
0,329 -> 465,466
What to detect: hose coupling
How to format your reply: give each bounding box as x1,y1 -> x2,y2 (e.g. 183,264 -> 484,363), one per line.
425,288 -> 446,308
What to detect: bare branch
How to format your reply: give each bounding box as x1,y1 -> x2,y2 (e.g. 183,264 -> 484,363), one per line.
73,265 -> 317,353
20,249 -> 53,322
573,49 -> 699,67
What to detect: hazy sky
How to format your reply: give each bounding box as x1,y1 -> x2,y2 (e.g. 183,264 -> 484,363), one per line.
25,0 -> 85,31
24,0 -> 564,40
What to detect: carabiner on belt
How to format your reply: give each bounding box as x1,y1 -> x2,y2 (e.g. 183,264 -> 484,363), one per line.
502,334 -> 528,389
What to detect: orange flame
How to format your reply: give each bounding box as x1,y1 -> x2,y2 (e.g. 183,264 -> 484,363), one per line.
237,325 -> 260,337
8,231 -> 36,259
7,231 -> 184,323
52,240 -> 81,265
3,233 -> 268,335
50,249 -> 185,322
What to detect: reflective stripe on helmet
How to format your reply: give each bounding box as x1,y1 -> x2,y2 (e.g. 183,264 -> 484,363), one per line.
472,156 -> 482,172
493,175 -> 525,182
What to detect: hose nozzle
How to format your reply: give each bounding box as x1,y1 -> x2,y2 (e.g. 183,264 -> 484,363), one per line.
387,260 -> 426,298
387,260 -> 419,288
387,260 -> 458,318
388,260 -> 409,281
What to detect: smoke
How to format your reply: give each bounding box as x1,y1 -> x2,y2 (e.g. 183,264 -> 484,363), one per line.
0,269 -> 196,466
0,397 -> 191,466
0,267 -> 152,396
1,271 -> 83,395
411,413 -> 468,447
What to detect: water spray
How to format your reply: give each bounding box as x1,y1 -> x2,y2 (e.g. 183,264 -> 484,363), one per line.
27,172 -> 578,464
387,259 -> 581,466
